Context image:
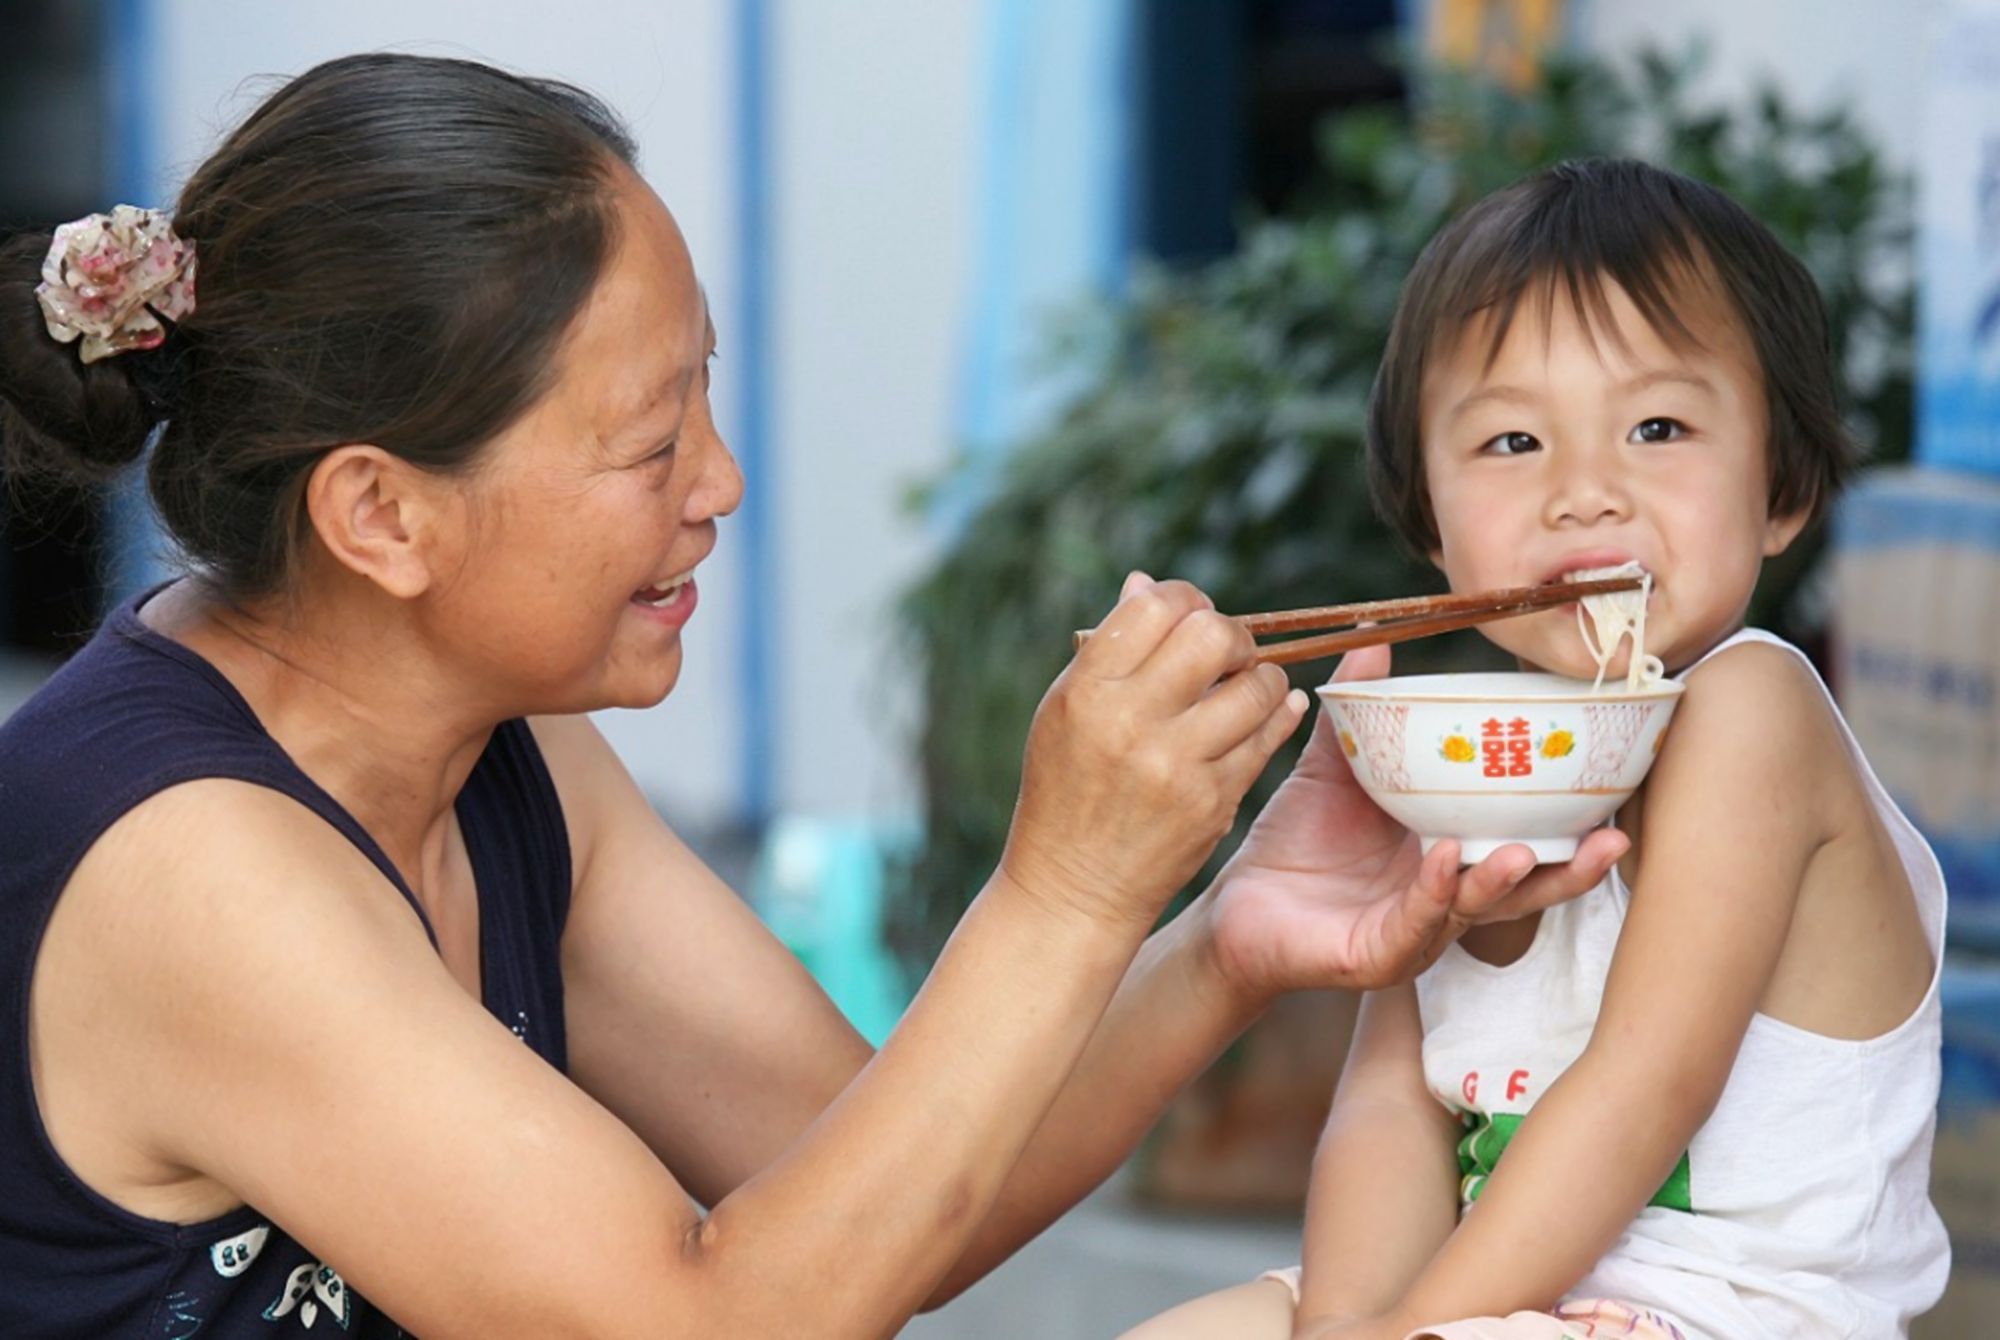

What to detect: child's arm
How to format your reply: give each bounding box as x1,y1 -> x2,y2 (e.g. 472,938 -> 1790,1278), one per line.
1293,982 -> 1462,1333
1362,645 -> 1838,1331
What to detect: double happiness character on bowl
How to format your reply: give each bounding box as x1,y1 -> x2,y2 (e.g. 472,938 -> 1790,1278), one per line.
1319,562 -> 1679,863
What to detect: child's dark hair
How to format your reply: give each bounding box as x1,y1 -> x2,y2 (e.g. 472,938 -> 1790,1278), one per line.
1365,157 -> 1862,553
0,52 -> 637,599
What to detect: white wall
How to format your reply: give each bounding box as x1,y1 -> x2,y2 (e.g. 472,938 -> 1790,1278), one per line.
1578,0 -> 1935,166
767,0 -> 980,820
142,0 -> 986,833
146,0 -> 745,830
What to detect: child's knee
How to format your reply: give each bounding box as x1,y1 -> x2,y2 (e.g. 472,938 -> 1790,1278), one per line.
1117,1276 -> 1297,1339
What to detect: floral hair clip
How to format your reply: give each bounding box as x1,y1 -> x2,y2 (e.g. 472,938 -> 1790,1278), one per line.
35,205 -> 198,365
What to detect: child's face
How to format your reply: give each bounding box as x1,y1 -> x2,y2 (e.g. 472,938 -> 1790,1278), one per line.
1419,275 -> 1808,678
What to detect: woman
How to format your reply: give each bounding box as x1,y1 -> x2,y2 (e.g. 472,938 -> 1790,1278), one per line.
0,54 -> 1624,1338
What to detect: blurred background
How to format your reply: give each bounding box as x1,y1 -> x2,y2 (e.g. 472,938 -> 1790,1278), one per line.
2,1 -> 1997,1335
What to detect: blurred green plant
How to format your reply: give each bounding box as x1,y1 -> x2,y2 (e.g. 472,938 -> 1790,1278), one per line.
888,46 -> 1912,969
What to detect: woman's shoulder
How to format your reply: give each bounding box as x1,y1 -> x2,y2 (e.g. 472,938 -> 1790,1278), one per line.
32,776 -> 541,1235
34,779 -> 418,1092
60,777 -> 424,962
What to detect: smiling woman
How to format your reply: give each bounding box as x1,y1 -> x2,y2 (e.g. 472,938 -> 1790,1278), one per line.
0,52 -> 1628,1340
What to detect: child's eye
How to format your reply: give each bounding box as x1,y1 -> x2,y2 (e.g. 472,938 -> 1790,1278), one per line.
1630,417 -> 1687,444
1480,431 -> 1540,456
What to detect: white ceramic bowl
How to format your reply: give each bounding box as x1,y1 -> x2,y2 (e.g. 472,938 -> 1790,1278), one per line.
1316,672 -> 1685,863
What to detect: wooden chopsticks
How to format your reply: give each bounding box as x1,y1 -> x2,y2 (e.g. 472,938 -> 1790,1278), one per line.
1073,576 -> 1645,668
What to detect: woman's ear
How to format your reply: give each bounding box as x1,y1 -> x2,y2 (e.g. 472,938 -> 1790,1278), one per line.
303,446 -> 447,599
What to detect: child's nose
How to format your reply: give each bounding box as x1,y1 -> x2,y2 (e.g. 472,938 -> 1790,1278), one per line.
1543,452 -> 1632,528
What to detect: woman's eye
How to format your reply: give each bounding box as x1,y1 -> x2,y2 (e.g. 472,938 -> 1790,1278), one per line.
647,440 -> 679,464
1630,417 -> 1686,444
1482,431 -> 1540,456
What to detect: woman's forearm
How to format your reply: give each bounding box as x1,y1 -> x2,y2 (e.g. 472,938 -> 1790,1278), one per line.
688,870 -> 1155,1334
925,888 -> 1274,1303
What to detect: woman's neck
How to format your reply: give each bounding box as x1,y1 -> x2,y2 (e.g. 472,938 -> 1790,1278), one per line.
137,575 -> 497,892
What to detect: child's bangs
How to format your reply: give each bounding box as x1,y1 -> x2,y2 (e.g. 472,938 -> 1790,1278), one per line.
1436,183 -> 1726,371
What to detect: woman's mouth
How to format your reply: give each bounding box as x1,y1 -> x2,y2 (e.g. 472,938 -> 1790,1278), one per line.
635,576 -> 690,606
631,570 -> 699,625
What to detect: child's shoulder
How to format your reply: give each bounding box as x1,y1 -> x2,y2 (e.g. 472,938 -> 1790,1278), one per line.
1678,630 -> 1817,692
1654,633 -> 1851,801
1675,634 -> 1828,733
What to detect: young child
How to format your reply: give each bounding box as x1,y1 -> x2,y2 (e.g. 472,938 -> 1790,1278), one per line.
1124,158 -> 1948,1340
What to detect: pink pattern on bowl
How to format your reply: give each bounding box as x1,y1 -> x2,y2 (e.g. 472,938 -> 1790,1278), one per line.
1341,701 -> 1413,792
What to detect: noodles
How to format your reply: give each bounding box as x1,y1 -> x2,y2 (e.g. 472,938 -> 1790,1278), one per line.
1572,561 -> 1665,692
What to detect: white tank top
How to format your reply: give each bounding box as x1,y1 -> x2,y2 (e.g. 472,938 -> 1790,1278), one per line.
1414,629 -> 1949,1339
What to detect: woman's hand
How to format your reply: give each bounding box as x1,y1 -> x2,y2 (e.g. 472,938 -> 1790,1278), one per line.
1205,644 -> 1628,1000
1000,573 -> 1309,934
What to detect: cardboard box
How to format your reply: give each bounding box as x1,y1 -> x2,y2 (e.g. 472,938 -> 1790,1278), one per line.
1917,960 -> 2000,1339
1832,467 -> 2000,946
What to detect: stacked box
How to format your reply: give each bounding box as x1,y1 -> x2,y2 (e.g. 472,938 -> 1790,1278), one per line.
1832,468 -> 2000,945
1917,961 -> 2000,1337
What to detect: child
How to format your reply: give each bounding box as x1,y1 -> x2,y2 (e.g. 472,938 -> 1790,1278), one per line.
1124,158 -> 1948,1340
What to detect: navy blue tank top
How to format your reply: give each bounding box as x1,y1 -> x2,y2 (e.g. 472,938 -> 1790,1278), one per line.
0,587 -> 573,1337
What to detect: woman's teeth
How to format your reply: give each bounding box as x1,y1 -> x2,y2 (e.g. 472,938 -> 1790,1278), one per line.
636,578 -> 688,606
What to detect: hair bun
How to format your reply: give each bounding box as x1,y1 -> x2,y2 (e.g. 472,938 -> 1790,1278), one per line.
0,230 -> 159,484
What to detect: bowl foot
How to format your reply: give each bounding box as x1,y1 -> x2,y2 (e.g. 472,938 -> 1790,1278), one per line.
1422,835 -> 1581,866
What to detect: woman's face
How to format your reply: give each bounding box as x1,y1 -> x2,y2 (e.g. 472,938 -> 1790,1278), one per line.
428,168 -> 742,714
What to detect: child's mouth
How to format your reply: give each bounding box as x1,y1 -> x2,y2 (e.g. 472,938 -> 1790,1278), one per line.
1540,559 -> 1656,605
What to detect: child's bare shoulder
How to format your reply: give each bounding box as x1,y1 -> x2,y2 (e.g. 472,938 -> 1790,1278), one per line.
1651,638 -> 1852,826
1671,638 -> 1838,759
1677,635 -> 1817,700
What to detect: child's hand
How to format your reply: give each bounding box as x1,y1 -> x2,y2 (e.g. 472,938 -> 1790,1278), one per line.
1205,645 -> 1629,1000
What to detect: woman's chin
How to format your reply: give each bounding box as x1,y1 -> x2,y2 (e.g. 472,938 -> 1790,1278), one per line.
609,671 -> 681,711
587,647 -> 685,712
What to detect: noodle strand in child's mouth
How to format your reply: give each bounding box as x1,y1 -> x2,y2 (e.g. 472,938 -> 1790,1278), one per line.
1574,561 -> 1666,692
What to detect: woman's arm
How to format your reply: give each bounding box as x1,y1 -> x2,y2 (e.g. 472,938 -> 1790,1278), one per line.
924,646 -> 1626,1301
36,577 -> 1303,1339
545,641 -> 1631,1306
1356,644 -> 1836,1329
1295,984 -> 1461,1331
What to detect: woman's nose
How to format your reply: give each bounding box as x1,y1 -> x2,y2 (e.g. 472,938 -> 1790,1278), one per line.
685,427 -> 745,522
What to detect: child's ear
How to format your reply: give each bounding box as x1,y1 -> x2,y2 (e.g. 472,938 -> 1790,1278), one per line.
1761,505 -> 1812,558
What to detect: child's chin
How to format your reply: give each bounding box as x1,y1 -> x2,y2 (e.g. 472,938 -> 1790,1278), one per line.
1517,644 -> 1625,682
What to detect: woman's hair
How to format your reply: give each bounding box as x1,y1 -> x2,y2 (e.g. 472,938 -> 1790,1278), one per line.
1365,157 -> 1862,554
0,52 -> 638,598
